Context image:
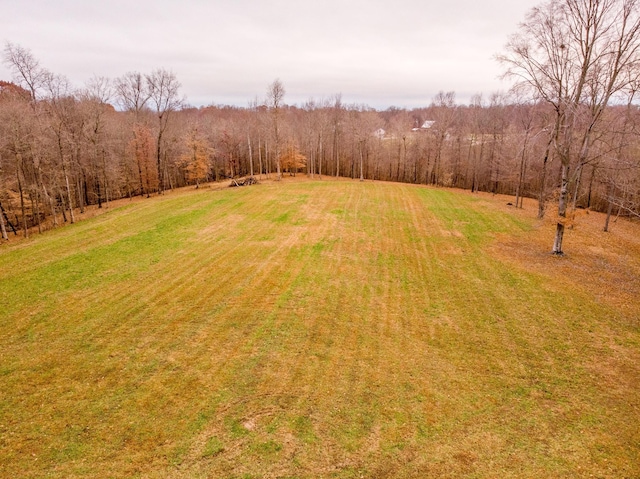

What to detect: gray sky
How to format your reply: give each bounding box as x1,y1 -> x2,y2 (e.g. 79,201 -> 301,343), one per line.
1,0 -> 539,108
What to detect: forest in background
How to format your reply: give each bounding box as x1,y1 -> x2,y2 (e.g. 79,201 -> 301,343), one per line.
2,0 -> 640,246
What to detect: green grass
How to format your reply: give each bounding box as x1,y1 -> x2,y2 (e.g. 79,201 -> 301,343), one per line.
0,179 -> 638,478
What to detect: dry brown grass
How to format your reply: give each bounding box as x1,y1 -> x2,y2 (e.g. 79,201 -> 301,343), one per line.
1,178 -> 638,478
485,193 -> 640,320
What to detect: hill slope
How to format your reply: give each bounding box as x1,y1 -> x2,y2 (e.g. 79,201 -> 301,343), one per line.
1,179 -> 638,478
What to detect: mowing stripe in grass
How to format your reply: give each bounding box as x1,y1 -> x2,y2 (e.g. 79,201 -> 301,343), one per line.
0,180 -> 638,478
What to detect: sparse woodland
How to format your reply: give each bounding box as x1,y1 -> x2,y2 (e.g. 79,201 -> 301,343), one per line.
1,0 -> 640,248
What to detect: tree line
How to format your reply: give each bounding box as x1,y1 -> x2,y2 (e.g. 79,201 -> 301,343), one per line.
1,0 -> 639,251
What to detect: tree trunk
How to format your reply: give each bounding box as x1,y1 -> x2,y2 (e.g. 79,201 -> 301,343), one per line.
156,131 -> 164,193
275,124 -> 281,181
102,149 -> 110,208
537,142 -> 551,219
359,141 -> 364,181
64,164 -> 75,224
31,191 -> 41,234
16,165 -> 28,238
0,201 -> 17,236
42,181 -> 58,227
401,136 -> 407,183
248,134 -> 254,177
603,181 -> 615,232
134,131 -> 146,197
571,163 -> 583,210
552,162 -> 570,255
258,138 -> 263,179
79,172 -> 87,214
96,176 -> 102,209
586,165 -> 596,209
60,191 -> 68,222
318,135 -> 323,178
515,132 -> 529,209
0,201 -> 8,241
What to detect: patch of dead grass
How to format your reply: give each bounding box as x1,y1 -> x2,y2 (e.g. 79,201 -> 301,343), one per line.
486,196 -> 640,322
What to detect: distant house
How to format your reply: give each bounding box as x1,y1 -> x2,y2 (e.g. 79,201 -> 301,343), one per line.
374,128 -> 386,139
412,120 -> 435,132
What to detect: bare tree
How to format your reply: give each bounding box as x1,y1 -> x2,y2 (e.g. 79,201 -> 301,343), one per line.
331,94 -> 343,178
80,76 -> 113,208
115,72 -> 150,118
429,91 -> 457,185
0,151 -> 7,240
115,72 -> 152,196
2,42 -> 48,103
602,87 -> 640,231
344,106 -> 380,181
267,79 -> 285,180
146,68 -> 183,193
499,0 -> 640,254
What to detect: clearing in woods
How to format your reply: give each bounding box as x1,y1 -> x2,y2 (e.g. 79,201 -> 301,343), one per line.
0,178 -> 639,478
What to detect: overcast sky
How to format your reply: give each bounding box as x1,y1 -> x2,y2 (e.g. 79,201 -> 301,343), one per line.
1,0 -> 540,109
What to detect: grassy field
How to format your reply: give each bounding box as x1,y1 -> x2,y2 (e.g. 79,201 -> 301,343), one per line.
1,178 -> 639,478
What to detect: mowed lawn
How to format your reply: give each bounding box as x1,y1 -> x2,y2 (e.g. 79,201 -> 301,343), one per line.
1,179 -> 639,478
